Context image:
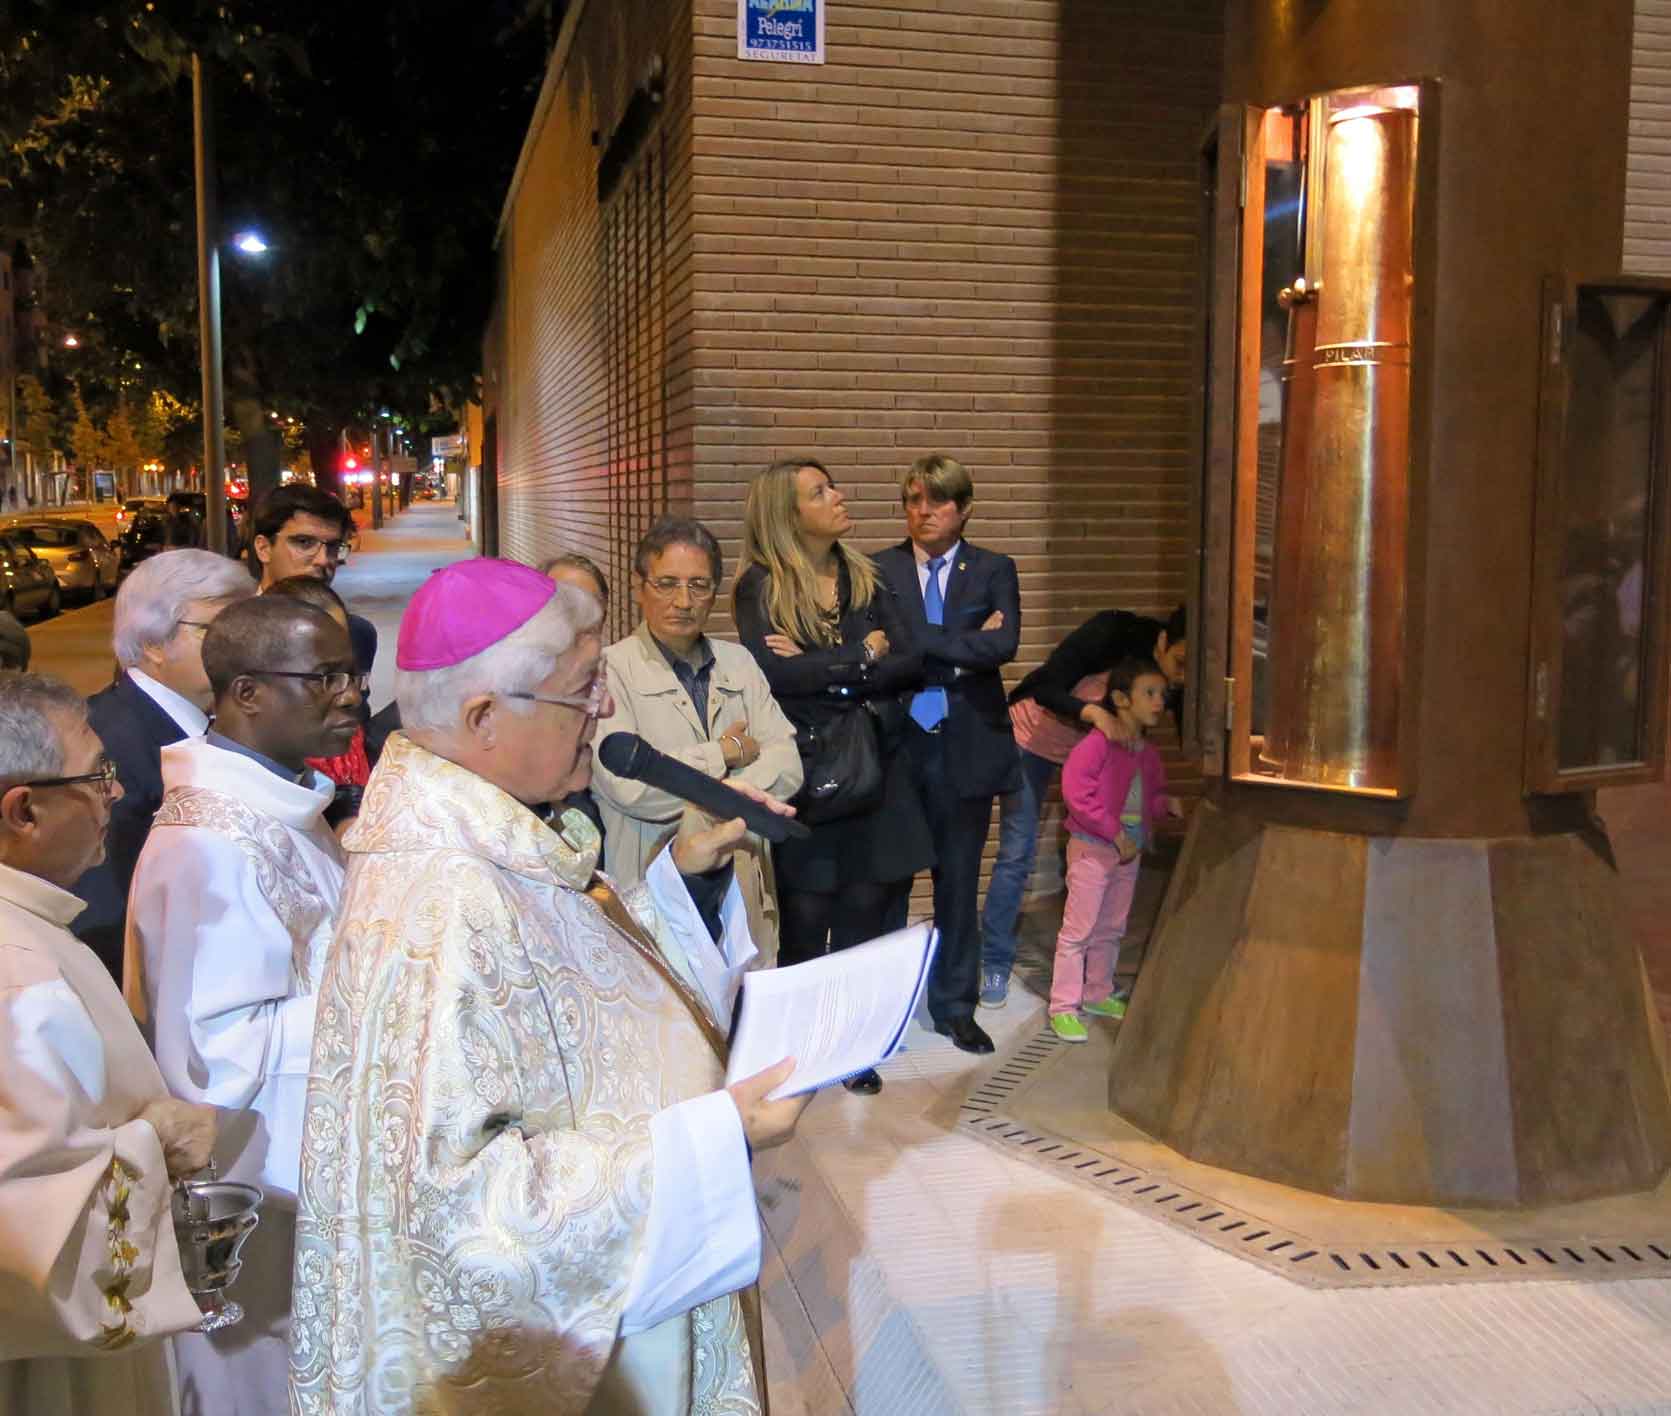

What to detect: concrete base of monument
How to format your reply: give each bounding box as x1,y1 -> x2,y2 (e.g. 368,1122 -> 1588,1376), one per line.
1105,801 -> 1671,1209
962,1014 -> 1671,1291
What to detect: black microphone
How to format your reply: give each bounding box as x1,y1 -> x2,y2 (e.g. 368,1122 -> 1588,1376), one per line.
596,732 -> 811,843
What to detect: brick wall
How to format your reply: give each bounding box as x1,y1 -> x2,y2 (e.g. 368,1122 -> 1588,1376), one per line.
492,0 -> 1224,898
490,0 -> 699,641
684,0 -> 1223,892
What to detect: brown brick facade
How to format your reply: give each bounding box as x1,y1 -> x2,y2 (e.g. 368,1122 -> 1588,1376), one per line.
489,0 -> 1224,892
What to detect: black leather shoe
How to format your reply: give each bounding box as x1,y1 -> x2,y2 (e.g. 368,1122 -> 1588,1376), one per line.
934,1017 -> 995,1055
842,1068 -> 883,1095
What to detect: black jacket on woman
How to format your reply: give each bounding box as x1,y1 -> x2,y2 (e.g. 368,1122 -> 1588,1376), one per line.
734,559 -> 935,895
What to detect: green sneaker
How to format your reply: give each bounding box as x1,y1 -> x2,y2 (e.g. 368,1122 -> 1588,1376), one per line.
1083,995 -> 1127,1020
1049,1012 -> 1090,1043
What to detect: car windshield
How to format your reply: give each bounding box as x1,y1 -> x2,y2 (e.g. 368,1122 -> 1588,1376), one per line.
12,524 -> 79,548
123,499 -> 153,510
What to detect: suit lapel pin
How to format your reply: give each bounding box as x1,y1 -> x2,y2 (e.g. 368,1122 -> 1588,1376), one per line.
958,561 -> 967,571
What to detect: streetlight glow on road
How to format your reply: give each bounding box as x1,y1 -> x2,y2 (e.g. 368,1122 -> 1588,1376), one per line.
232,230 -> 270,255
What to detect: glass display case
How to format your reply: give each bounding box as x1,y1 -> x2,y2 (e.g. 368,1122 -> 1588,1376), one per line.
1525,277 -> 1671,791
1191,83 -> 1429,797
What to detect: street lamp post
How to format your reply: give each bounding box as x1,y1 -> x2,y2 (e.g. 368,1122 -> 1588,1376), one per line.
192,54 -> 228,556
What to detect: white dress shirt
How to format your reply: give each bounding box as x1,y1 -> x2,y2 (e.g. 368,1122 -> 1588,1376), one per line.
126,668 -> 209,738
913,537 -> 963,603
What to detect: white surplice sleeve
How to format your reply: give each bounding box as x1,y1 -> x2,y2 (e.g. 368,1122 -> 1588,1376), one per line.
0,978 -> 202,1359
639,846 -> 755,1025
615,849 -> 762,1336
618,1089 -> 760,1337
133,831 -> 318,1111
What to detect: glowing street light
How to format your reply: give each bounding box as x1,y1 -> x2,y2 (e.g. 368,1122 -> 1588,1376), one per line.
62,333 -> 81,349
232,230 -> 271,256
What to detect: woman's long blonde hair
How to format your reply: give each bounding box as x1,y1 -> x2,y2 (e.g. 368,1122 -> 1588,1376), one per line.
737,458 -> 880,647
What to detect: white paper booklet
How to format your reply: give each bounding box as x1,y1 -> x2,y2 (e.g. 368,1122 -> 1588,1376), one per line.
726,922 -> 940,1099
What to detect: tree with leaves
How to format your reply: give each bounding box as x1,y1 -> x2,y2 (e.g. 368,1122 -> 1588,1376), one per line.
68,387 -> 109,492
17,373 -> 55,474
2,0 -> 556,499
105,396 -> 143,496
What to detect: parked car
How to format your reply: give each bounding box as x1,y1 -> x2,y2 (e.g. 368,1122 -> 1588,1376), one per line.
1,518 -> 121,602
166,490 -> 207,521
115,496 -> 168,533
116,511 -> 171,571
0,530 -> 62,620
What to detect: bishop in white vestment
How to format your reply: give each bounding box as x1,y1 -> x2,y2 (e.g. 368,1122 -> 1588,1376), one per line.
289,559 -> 810,1415
127,595 -> 361,1416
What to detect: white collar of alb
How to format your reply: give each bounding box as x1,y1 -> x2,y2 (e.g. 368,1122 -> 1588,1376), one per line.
159,737 -> 334,829
0,860 -> 85,928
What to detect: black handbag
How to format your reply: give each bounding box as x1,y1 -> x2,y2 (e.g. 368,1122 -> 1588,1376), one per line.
792,702 -> 885,825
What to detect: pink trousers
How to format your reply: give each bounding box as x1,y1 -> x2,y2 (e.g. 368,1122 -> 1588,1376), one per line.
1049,834 -> 1140,1014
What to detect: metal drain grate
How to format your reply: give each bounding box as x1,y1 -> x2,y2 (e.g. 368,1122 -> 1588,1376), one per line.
960,1029 -> 1671,1290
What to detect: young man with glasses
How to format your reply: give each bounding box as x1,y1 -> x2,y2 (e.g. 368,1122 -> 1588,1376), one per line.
591,516 -> 802,962
125,595 -> 362,1416
0,672 -> 218,1415
246,484 -> 378,681
71,549 -> 255,982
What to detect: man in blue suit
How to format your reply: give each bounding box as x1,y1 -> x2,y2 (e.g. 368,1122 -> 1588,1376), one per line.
71,550 -> 255,980
875,455 -> 1021,1055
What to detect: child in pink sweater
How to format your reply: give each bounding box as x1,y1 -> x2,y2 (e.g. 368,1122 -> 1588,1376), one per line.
1048,657 -> 1177,1042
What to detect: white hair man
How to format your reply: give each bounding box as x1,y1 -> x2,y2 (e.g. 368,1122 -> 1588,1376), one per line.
290,559 -> 809,1414
0,672 -> 216,1416
70,549 -> 254,981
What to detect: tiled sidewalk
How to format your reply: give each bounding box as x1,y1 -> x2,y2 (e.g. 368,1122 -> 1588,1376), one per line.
754,776 -> 1671,1414
757,983 -> 1671,1415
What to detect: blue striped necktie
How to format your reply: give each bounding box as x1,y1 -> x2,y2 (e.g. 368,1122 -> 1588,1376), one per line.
909,555 -> 949,731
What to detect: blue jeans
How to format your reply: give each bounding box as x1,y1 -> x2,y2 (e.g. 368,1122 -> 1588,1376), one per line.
979,748 -> 1060,980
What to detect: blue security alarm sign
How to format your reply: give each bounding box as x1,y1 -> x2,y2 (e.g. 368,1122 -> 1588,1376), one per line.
738,0 -> 825,63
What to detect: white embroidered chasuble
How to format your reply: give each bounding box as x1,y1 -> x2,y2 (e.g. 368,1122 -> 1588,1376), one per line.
0,861 -> 203,1416
289,732 -> 767,1416
126,737 -> 345,1416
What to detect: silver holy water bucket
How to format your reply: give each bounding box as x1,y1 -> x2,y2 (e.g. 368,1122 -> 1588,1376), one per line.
171,1173 -> 263,1333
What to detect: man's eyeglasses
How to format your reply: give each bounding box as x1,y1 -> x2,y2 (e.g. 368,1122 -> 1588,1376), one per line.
246,669 -> 367,697
22,757 -> 119,799
641,575 -> 716,601
505,674 -> 609,718
176,618 -> 214,636
284,533 -> 347,562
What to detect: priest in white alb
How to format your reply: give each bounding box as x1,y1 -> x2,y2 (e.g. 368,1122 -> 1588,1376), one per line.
289,559 -> 811,1415
0,672 -> 217,1415
126,596 -> 364,1415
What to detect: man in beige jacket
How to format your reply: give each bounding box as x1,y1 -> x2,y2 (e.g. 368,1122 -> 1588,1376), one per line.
593,517 -> 802,961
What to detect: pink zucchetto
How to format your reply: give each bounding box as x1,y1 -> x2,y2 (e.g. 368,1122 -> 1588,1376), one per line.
396,558 -> 557,670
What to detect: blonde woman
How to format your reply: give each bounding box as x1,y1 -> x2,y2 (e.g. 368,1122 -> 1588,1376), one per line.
733,459 -> 935,1095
